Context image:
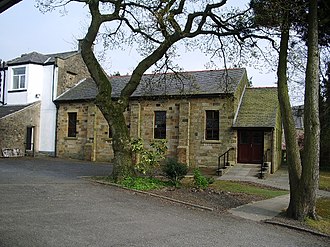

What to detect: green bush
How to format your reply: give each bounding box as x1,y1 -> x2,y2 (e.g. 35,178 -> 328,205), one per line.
193,169 -> 209,189
131,138 -> 167,176
162,158 -> 188,185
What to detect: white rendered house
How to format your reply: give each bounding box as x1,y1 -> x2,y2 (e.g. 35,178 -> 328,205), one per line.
0,44 -> 89,156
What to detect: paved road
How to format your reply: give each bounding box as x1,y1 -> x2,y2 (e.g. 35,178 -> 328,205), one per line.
0,157 -> 329,247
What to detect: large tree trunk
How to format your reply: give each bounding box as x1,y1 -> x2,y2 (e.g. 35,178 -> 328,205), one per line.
276,14 -> 304,220
277,1 -> 320,220
80,41 -> 135,180
300,0 -> 320,220
78,3 -> 135,180
97,100 -> 135,180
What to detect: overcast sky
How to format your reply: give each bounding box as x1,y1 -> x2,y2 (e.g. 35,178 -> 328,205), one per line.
0,0 -> 278,87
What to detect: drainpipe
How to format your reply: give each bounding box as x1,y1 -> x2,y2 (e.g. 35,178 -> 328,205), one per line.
52,63 -> 58,101
52,64 -> 58,157
92,105 -> 97,162
271,129 -> 274,173
54,103 -> 59,158
0,60 -> 6,105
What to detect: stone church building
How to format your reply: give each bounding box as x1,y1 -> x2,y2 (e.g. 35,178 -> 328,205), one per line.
55,69 -> 282,173
1,45 -> 282,173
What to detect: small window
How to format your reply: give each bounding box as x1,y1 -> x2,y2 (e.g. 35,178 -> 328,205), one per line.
12,67 -> 26,89
154,111 -> 166,139
108,126 -> 112,138
205,110 -> 219,140
68,112 -> 77,137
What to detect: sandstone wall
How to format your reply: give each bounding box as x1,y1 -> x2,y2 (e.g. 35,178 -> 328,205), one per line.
0,102 -> 41,157
57,96 -> 238,167
56,53 -> 90,97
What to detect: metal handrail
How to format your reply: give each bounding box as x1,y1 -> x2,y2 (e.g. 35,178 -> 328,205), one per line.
217,148 -> 234,175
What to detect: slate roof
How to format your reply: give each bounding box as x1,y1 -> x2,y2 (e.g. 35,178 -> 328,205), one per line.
233,87 -> 279,128
0,104 -> 33,119
55,68 -> 246,102
6,51 -> 79,66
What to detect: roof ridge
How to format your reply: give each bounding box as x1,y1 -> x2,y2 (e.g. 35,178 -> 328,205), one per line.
110,68 -> 246,78
45,50 -> 79,58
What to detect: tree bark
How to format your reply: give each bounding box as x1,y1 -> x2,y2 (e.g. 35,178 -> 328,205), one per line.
277,0 -> 320,220
79,1 -> 134,180
276,13 -> 304,220
300,0 -> 320,220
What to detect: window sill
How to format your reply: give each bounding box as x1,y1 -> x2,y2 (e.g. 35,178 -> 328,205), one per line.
8,89 -> 27,93
64,137 -> 78,140
202,140 -> 221,144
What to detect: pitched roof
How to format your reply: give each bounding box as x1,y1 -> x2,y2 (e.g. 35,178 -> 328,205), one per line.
0,103 -> 34,119
6,51 -> 79,66
55,68 -> 246,102
233,87 -> 279,128
56,78 -> 98,102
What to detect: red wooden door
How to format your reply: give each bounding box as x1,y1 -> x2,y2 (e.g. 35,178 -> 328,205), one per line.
238,130 -> 263,163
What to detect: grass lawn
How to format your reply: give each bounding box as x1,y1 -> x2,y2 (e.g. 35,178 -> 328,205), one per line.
306,197 -> 330,235
319,171 -> 330,191
209,180 -> 288,199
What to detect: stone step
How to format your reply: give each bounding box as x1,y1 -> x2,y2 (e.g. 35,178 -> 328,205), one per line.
220,163 -> 262,178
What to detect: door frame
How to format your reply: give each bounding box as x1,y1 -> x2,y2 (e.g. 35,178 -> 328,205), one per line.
25,126 -> 35,156
237,129 -> 264,164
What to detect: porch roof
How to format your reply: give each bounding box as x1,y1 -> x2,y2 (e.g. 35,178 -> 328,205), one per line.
0,103 -> 33,119
233,87 -> 279,128
54,68 -> 246,102
7,51 -> 79,66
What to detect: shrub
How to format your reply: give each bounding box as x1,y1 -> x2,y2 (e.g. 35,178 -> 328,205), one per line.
131,138 -> 167,176
162,158 -> 188,185
193,169 -> 209,189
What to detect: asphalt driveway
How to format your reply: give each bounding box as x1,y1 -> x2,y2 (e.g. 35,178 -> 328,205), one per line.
0,157 -> 329,247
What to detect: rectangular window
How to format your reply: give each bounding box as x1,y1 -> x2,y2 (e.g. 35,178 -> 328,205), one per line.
12,67 -> 26,89
205,110 -> 219,140
108,126 -> 112,138
154,111 -> 166,139
68,112 -> 77,137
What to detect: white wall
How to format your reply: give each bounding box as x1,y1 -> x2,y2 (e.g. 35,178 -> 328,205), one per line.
4,63 -> 57,154
38,64 -> 57,154
26,64 -> 44,103
6,64 -> 44,105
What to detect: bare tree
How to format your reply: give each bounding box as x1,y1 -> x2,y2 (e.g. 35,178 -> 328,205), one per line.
38,0 -> 257,180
